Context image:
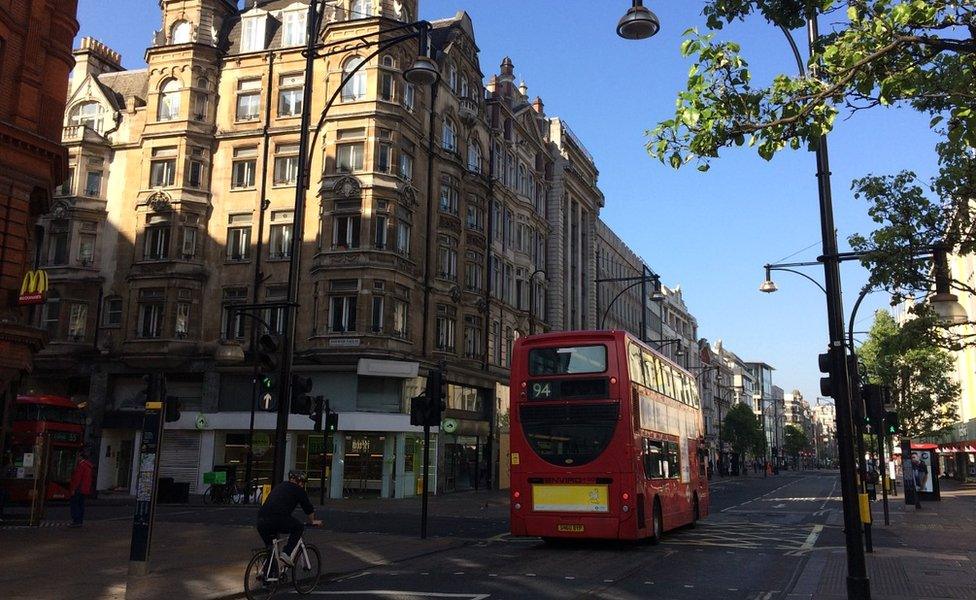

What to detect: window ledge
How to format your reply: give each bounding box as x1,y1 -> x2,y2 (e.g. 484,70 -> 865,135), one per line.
230,186 -> 257,192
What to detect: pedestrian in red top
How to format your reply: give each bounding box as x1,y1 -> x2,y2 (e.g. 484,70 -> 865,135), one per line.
68,450 -> 94,527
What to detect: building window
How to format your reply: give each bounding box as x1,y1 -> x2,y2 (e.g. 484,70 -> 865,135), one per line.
103,296 -> 123,327
187,148 -> 205,188
144,215 -> 170,260
181,224 -> 197,259
231,146 -> 257,189
448,64 -> 458,92
503,326 -> 513,368
42,293 -> 61,337
442,118 -> 457,152
240,16 -> 266,52
175,302 -> 190,338
137,289 -> 165,339
281,10 -> 307,46
379,70 -> 394,102
465,203 -> 484,231
436,304 -> 456,352
341,56 -> 366,101
171,20 -> 192,44
57,168 -> 74,196
437,235 -> 457,280
278,73 -> 304,117
392,297 -> 407,337
395,205 -> 410,255
467,142 -> 481,173
336,143 -> 364,173
69,101 -> 104,133
263,287 -> 287,334
333,214 -> 361,249
464,315 -> 482,358
350,0 -> 371,17
77,229 -> 96,266
227,213 -> 252,261
398,151 -> 413,181
222,287 -> 247,339
402,83 -> 415,111
67,303 -> 87,340
273,143 -> 299,185
371,295 -> 384,332
376,141 -> 393,174
464,251 -> 483,291
192,85 -> 208,121
373,215 -> 388,249
460,76 -> 469,99
236,78 -> 262,121
330,295 -> 357,332
47,224 -> 69,265
149,147 -> 177,187
157,79 -> 180,121
269,210 -> 293,259
439,178 -> 458,214
491,320 -> 500,365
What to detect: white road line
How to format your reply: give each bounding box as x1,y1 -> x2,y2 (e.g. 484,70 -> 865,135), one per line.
820,478 -> 839,510
311,592 -> 490,599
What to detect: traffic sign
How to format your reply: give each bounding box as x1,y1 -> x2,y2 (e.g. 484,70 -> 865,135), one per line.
262,393 -> 273,411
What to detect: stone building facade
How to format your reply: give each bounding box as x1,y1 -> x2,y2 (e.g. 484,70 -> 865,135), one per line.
0,0 -> 79,453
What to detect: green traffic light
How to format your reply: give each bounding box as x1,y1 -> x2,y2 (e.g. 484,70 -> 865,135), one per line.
262,376 -> 274,390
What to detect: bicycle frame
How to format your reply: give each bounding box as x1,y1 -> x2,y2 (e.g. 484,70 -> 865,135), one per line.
262,537 -> 313,582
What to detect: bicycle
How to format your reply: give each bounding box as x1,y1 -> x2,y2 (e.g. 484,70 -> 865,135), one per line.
203,481 -> 244,505
244,533 -> 322,599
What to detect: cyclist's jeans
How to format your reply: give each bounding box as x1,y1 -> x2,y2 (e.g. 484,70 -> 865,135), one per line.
257,515 -> 304,556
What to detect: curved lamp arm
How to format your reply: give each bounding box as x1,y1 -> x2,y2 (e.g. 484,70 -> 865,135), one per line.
770,266 -> 828,295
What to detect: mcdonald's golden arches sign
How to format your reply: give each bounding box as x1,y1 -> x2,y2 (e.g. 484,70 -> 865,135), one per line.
18,270 -> 48,305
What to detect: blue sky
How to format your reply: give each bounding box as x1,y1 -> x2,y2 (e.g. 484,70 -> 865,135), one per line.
76,1 -> 941,402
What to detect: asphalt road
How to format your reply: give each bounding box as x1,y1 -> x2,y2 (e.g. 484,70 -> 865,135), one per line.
295,471 -> 841,599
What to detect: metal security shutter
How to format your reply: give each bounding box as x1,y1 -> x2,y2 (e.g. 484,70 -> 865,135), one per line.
159,431 -> 201,493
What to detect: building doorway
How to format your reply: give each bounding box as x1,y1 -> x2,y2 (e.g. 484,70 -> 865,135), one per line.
343,433 -> 385,496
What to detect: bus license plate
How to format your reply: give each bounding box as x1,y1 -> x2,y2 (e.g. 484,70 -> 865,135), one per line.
532,484 -> 609,512
557,524 -> 584,532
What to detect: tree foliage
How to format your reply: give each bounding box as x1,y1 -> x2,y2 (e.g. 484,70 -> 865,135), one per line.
783,423 -> 811,458
858,310 -> 960,437
723,402 -> 767,458
652,1 -> 976,339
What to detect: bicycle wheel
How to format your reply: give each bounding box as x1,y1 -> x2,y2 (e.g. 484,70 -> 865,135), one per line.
202,486 -> 213,505
292,544 -> 322,594
231,484 -> 245,505
244,549 -> 279,600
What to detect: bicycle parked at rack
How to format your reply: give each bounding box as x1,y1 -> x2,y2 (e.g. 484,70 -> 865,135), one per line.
202,481 -> 245,505
244,533 -> 322,599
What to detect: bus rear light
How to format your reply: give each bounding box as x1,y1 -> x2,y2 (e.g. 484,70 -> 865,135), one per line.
521,381 -> 527,388
610,377 -> 617,385
622,505 -> 630,512
622,492 -> 630,501
513,490 -> 521,499
514,502 -> 522,510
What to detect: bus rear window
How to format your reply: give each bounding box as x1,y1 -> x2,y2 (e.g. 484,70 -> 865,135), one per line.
529,345 -> 607,376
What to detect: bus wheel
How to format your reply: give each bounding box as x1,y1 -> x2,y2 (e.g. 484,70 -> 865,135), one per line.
690,494 -> 700,528
649,500 -> 663,545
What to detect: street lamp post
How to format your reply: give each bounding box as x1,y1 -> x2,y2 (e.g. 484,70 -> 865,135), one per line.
267,1 -> 439,488
616,3 -> 874,596
596,271 -> 663,341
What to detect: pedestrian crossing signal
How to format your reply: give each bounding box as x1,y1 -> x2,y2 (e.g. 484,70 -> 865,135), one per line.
884,411 -> 899,435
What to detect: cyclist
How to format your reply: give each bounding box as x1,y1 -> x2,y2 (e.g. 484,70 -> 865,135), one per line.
256,470 -> 322,567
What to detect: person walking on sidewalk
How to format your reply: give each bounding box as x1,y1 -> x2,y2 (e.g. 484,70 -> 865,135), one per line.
68,451 -> 94,527
256,470 -> 322,568
910,452 -> 928,509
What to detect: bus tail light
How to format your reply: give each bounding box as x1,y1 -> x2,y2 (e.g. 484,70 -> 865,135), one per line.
622,492 -> 630,501
514,502 -> 522,510
513,490 -> 521,499
610,377 -> 617,385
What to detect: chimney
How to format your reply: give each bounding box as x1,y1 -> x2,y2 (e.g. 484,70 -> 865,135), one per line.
71,37 -> 123,96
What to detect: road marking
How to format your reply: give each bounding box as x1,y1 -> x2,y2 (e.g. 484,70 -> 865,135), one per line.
784,524 -> 824,556
820,478 -> 838,510
311,593 -> 489,600
773,504 -> 786,509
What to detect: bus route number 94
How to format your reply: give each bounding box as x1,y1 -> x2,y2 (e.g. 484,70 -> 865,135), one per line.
529,382 -> 553,399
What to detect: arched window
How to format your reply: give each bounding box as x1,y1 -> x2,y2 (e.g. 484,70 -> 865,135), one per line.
460,76 -> 469,99
467,141 -> 481,173
350,0 -> 370,18
69,101 -> 104,133
171,20 -> 192,44
381,55 -> 395,68
341,57 -> 366,101
442,119 -> 457,152
157,78 -> 181,121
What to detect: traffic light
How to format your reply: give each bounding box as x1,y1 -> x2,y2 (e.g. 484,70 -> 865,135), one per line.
325,409 -> 339,432
883,411 -> 900,436
290,374 -> 313,415
256,333 -> 281,373
410,393 -> 428,426
424,369 -> 446,427
818,351 -> 833,397
310,396 -> 324,432
862,384 -> 885,432
164,395 -> 183,423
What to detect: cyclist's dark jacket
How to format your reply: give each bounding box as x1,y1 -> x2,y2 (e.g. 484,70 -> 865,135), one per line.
258,481 -> 314,518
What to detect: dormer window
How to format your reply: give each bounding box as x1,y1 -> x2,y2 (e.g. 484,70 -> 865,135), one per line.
281,10 -> 307,46
171,20 -> 192,44
69,101 -> 105,133
241,16 -> 267,52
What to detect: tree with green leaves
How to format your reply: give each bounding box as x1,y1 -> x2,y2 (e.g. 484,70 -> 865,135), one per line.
858,310 -> 960,437
723,402 -> 767,472
652,1 -> 975,340
783,423 -> 811,467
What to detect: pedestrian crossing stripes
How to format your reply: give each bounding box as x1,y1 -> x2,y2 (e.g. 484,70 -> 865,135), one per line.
0,520 -> 71,530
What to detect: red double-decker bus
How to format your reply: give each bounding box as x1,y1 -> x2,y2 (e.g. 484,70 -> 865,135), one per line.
509,330 -> 709,542
4,395 -> 85,501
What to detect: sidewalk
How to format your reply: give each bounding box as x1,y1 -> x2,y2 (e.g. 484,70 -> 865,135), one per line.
788,479 -> 976,599
0,515 -> 466,600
